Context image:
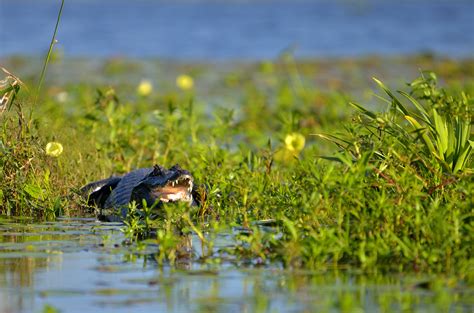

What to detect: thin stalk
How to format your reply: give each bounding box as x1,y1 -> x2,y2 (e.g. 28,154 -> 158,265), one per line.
34,0 -> 65,106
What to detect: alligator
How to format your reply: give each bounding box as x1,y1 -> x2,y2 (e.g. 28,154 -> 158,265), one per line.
81,164 -> 196,222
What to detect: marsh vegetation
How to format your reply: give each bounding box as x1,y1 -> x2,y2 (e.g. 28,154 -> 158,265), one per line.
0,54 -> 473,312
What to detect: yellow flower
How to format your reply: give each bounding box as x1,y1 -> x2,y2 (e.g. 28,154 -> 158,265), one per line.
176,74 -> 194,90
284,133 -> 305,153
45,142 -> 63,157
55,91 -> 68,103
137,80 -> 153,96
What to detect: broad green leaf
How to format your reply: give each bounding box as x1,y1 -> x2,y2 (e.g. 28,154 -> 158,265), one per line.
432,109 -> 448,156
453,145 -> 472,173
404,115 -> 438,157
460,117 -> 471,146
454,117 -> 470,158
24,184 -> 44,200
445,116 -> 455,161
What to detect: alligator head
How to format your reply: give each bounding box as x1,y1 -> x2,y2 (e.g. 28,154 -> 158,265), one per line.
131,164 -> 194,208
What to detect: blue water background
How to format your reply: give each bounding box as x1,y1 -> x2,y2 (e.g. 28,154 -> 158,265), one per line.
0,0 -> 473,60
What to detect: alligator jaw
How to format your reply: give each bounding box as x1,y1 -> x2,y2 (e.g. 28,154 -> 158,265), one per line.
153,174 -> 193,203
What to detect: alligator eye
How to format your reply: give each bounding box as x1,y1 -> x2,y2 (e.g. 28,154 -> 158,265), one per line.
169,164 -> 181,171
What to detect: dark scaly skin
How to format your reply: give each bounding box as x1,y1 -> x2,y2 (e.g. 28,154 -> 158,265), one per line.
81,164 -> 195,222
80,176 -> 121,208
104,168 -> 153,218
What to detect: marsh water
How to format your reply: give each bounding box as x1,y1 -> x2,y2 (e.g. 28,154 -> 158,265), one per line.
1,0 -> 473,59
0,217 -> 472,313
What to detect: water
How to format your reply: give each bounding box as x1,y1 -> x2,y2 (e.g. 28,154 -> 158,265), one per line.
0,218 -> 472,313
0,0 -> 473,60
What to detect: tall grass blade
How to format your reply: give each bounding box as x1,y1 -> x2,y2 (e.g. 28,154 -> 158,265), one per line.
312,133 -> 353,146
373,77 -> 409,115
349,101 -> 377,119
398,90 -> 432,126
35,0 -> 65,106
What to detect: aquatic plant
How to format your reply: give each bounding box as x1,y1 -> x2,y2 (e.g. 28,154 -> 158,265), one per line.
316,72 -> 472,178
1,51 -> 472,277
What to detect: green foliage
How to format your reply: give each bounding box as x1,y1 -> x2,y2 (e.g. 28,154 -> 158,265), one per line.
1,56 -> 473,277
317,72 -> 473,180
0,0 -> 67,219
306,73 -> 473,274
0,80 -> 64,218
370,72 -> 472,174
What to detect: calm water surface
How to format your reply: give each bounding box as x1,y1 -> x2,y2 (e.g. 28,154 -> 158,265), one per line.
0,0 -> 473,59
0,218 -> 472,313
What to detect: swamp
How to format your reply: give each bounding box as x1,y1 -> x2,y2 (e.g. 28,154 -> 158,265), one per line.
0,1 -> 473,312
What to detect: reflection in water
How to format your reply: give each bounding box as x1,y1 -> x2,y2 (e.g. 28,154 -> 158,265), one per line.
0,223 -> 67,313
0,218 -> 472,313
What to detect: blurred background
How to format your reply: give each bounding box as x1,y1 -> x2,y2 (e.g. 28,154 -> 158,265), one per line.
1,0 -> 473,60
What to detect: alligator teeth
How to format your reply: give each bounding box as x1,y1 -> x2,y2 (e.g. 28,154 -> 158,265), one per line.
164,175 -> 193,192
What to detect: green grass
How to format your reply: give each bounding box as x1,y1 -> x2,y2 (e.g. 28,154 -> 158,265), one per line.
0,56 -> 473,280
